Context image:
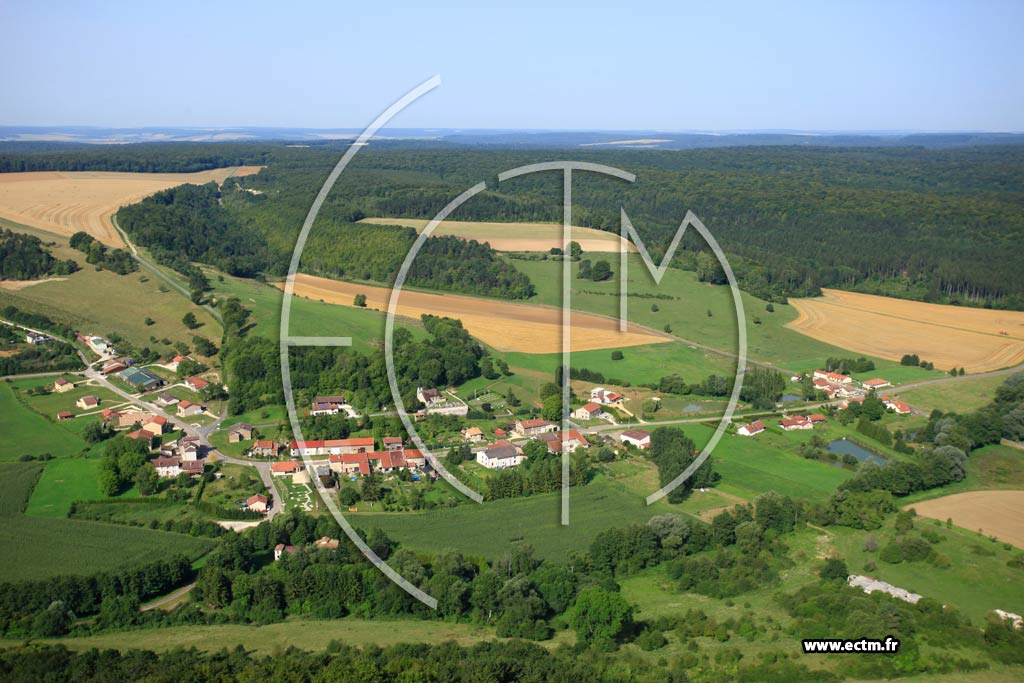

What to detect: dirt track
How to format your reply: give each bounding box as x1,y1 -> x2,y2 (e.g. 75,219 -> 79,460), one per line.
788,289 -> 1024,373
280,273 -> 671,353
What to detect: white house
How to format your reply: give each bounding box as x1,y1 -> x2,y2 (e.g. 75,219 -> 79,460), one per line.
737,420 -> 765,437
619,429 -> 651,449
476,441 -> 524,469
590,387 -> 624,405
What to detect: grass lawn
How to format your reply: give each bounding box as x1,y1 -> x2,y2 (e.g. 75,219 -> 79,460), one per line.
0,462 -> 215,581
13,378 -> 121,419
901,444 -> 1024,504
0,382 -> 85,459
202,463 -> 266,508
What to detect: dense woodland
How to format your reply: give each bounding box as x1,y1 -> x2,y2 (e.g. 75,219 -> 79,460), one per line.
0,142 -> 270,173
0,229 -> 78,280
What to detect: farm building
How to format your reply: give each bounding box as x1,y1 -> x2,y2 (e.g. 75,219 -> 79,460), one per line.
813,369 -> 852,384
883,397 -> 912,414
590,387 -> 624,405
119,367 -> 164,391
75,395 -> 100,410
537,429 -> 589,453
56,411 -> 74,421
477,441 -> 525,469
228,423 -> 255,442
311,401 -> 341,416
779,415 -> 814,431
737,420 -> 765,437
25,331 -> 50,344
620,429 -> 651,449
514,418 -> 559,437
154,392 -> 179,407
271,461 -> 304,476
52,378 -> 74,393
101,360 -> 127,375
862,378 -> 892,390
573,402 -> 603,420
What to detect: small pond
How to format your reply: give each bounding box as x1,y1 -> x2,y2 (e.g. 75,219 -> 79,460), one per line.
828,438 -> 886,465
781,394 -> 802,402
681,404 -> 703,413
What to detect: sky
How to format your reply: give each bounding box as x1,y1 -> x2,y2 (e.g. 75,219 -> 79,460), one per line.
1,0 -> 1022,131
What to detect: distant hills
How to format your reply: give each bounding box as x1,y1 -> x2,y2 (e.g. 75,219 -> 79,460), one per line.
1,126 -> 1022,149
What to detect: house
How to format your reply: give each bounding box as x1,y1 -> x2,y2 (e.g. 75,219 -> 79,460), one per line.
310,401 -> 341,416
779,415 -> 814,431
573,402 -> 603,421
813,369 -> 852,385
477,441 -> 525,469
620,429 -> 651,449
53,378 -> 74,393
315,536 -> 340,550
271,460 -> 304,475
142,415 -> 168,435
247,494 -> 269,514
329,452 -> 371,476
185,376 -> 208,392
179,436 -> 201,461
75,395 -> 100,410
25,331 -> 50,345
838,395 -> 866,411
538,429 -> 589,453
251,440 -> 280,457
514,418 -> 559,437
289,440 -> 325,457
274,543 -> 298,561
461,426 -> 485,443
862,378 -> 892,390
325,437 -> 376,455
494,428 -> 507,438
152,456 -> 182,478
382,436 -> 403,451
737,420 -> 765,437
177,400 -> 205,418
56,411 -> 74,421
808,413 -> 827,424
590,387 -> 624,405
227,423 -> 255,442
180,459 -> 204,476
101,407 -> 119,421
118,410 -> 152,428
154,392 -> 179,407
119,367 -> 164,391
166,355 -> 188,372
883,397 -> 912,415
126,428 -> 156,443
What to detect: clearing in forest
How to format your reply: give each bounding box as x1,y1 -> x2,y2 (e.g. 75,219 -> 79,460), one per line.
358,217 -> 635,253
787,289 -> 1024,373
0,166 -> 262,246
279,273 -> 670,353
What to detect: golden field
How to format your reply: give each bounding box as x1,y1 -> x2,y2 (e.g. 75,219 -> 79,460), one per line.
279,273 -> 670,353
0,166 -> 262,245
908,490 -> 1024,549
358,217 -> 635,253
787,289 -> 1024,373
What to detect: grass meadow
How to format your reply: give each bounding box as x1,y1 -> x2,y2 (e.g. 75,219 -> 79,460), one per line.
0,461 -> 215,581
0,382 -> 85,459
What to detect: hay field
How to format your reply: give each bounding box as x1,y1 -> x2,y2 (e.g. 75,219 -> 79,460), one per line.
0,166 -> 262,246
279,273 -> 670,353
787,289 -> 1024,373
908,490 -> 1024,549
358,217 -> 635,253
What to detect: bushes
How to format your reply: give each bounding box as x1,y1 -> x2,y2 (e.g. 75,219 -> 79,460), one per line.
880,535 -> 933,564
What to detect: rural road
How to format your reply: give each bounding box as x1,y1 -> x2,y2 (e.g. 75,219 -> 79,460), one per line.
141,582 -> 195,612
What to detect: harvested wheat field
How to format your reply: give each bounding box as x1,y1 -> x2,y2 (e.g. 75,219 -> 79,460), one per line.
280,273 -> 670,353
787,289 -> 1024,373
908,491 -> 1024,549
358,217 -> 635,253
0,166 -> 263,246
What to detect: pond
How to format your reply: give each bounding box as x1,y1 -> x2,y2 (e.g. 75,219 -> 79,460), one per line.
781,394 -> 802,402
828,438 -> 886,465
681,404 -> 703,413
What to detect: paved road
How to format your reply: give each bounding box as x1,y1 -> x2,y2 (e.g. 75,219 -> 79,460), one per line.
890,363 -> 1024,393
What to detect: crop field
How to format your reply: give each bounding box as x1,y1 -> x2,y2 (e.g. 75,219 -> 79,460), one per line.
0,166 -> 261,245
0,462 -> 214,581
510,258 -> 938,382
279,273 -> 671,353
906,490 -> 1024,549
359,217 -> 634,253
788,289 -> 1024,373
0,383 -> 85,459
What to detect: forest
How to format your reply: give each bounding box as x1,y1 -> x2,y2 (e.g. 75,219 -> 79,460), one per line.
0,229 -> 78,280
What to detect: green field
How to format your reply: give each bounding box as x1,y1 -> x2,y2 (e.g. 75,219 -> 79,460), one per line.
12,617 -> 533,654
0,382 -> 86,459
901,444 -> 1024,504
25,457 -> 117,518
511,256 -> 939,383
896,374 -> 1007,413
0,461 -> 215,581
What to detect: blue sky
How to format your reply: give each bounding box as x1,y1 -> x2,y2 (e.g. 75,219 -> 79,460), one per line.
1,0 -> 1021,131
